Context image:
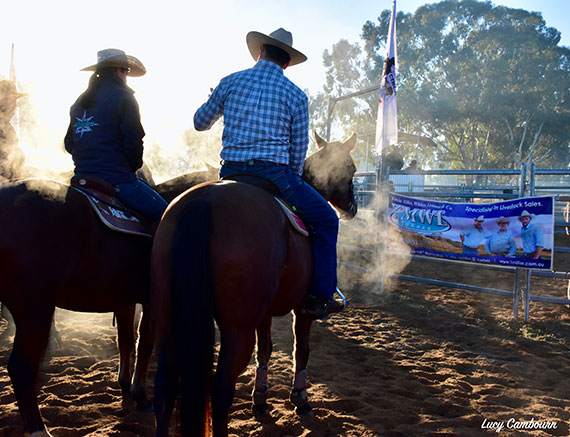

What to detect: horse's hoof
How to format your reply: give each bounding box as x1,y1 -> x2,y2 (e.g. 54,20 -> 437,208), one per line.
133,389 -> 153,412
136,399 -> 154,412
296,402 -> 313,417
120,384 -> 130,397
252,403 -> 269,416
25,427 -> 54,437
252,387 -> 268,406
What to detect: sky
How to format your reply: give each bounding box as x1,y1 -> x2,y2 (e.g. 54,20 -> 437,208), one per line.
1,0 -> 568,177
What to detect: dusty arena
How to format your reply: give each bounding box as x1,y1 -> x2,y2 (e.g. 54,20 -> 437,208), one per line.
1,234 -> 569,436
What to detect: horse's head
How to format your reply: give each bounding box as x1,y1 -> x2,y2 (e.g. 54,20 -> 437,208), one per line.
302,132 -> 358,220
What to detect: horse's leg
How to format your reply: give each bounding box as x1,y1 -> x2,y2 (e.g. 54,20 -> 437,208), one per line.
0,303 -> 15,335
131,303 -> 154,410
213,329 -> 256,437
154,334 -> 178,437
47,313 -> 62,351
8,306 -> 55,436
114,304 -> 136,397
290,309 -> 314,416
252,315 -> 272,415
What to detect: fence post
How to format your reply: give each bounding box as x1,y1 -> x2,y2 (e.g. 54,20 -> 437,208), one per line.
524,270 -> 532,322
374,165 -> 390,294
530,163 -> 536,196
513,269 -> 520,319
325,99 -> 336,142
514,163 -> 527,319
523,163 -> 538,322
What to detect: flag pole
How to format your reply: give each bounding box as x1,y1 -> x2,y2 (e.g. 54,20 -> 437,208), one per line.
9,43 -> 20,136
375,0 -> 398,294
9,43 -> 16,82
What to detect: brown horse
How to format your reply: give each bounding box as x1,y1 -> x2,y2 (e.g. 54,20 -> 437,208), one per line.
0,171 -> 206,437
151,133 -> 358,436
157,163 -> 219,203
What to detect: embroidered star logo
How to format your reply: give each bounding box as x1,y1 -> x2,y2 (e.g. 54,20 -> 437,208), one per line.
74,110 -> 98,137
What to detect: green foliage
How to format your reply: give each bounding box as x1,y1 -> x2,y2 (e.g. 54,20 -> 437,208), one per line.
308,39 -> 379,171
312,0 -> 570,170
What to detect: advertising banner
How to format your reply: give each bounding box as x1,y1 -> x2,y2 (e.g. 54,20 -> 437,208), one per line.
388,194 -> 555,270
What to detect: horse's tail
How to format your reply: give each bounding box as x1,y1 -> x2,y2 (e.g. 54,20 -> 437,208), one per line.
171,200 -> 214,436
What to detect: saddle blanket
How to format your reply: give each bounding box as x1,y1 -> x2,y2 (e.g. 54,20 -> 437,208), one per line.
274,198 -> 309,237
71,183 -> 152,238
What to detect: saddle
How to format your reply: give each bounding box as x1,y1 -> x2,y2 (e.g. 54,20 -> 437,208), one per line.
222,174 -> 309,237
70,176 -> 153,238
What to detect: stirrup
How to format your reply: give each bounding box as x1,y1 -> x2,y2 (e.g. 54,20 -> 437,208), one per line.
335,287 -> 348,310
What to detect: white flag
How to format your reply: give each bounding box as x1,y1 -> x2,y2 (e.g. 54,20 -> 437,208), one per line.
375,0 -> 398,154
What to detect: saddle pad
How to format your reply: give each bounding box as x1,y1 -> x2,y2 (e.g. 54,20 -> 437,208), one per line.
71,186 -> 152,238
274,198 -> 309,237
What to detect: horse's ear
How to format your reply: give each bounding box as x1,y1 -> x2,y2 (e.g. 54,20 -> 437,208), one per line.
205,162 -> 217,171
314,131 -> 327,150
343,133 -> 357,152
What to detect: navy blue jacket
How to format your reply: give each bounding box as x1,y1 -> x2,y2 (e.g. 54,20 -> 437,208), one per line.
64,76 -> 144,185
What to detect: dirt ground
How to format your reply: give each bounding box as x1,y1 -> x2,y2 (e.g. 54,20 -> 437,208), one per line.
1,248 -> 569,437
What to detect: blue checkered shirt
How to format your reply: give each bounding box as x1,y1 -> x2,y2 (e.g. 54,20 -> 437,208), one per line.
520,223 -> 544,253
193,60 -> 309,175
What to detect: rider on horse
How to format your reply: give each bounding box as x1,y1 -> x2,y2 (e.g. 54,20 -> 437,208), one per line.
193,28 -> 344,319
64,48 -> 168,222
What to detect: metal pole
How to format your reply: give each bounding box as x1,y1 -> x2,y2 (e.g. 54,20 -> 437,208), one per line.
524,269 -> 531,322
325,99 -> 336,142
365,136 -> 370,171
530,163 -> 536,196
513,269 -> 519,319
374,165 -> 385,294
520,163 -> 527,196
515,162 -> 527,319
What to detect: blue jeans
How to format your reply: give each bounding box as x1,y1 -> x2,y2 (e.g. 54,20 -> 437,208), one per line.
115,180 -> 168,222
462,246 -> 479,256
220,161 -> 339,299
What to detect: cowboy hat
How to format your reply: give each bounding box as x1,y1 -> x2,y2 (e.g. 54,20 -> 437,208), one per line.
496,216 -> 509,224
518,210 -> 534,220
0,80 -> 25,99
474,215 -> 485,222
81,48 -> 146,77
246,28 -> 307,66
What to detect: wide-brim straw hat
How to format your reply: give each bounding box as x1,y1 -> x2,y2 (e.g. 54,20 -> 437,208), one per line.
497,216 -> 510,224
518,210 -> 534,220
246,28 -> 307,66
81,48 -> 146,77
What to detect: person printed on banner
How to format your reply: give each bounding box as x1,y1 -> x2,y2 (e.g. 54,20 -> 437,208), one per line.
484,216 -> 517,257
518,210 -> 544,259
460,215 -> 488,256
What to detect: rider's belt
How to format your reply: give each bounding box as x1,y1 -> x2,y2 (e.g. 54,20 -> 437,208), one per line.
221,159 -> 286,167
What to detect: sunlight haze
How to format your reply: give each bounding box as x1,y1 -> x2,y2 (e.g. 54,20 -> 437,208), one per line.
1,0 -> 568,179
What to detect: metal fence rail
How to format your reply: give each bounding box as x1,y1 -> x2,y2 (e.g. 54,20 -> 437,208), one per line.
344,164 -> 570,321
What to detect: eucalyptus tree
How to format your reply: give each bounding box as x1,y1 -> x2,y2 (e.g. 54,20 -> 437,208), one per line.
361,0 -> 570,169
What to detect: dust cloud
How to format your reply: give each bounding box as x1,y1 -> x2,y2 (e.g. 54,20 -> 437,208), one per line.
338,188 -> 412,298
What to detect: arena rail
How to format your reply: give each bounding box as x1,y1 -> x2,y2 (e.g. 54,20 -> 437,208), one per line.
342,164 -> 570,321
